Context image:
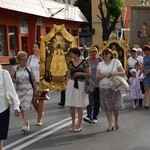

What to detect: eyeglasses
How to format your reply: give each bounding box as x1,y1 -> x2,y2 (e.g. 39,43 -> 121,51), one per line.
19,58 -> 27,61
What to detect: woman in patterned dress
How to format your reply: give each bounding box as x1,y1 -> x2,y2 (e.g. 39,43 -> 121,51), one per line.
65,47 -> 92,132
96,48 -> 125,132
11,51 -> 37,133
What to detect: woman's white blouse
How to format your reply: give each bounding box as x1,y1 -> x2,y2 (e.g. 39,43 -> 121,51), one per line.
97,59 -> 122,88
128,56 -> 143,69
0,69 -> 20,113
27,55 -> 39,82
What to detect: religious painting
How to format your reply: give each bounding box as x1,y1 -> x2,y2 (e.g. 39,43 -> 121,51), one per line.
130,6 -> 150,47
40,24 -> 77,91
102,39 -> 129,71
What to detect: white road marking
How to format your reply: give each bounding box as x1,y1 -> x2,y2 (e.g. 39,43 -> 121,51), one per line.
4,111 -> 86,150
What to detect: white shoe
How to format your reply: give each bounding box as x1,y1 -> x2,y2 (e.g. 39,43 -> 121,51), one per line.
92,119 -> 98,123
133,105 -> 136,109
22,121 -> 30,132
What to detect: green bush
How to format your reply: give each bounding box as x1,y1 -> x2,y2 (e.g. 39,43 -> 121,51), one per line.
9,56 -> 17,64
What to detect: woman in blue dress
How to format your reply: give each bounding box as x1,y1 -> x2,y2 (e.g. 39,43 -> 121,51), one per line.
141,45 -> 150,108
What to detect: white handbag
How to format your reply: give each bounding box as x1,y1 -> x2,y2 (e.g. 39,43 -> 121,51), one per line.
109,75 -> 129,91
109,59 -> 129,92
3,70 -> 14,106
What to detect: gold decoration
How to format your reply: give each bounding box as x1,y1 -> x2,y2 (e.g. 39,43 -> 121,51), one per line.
40,24 -> 77,91
101,39 -> 129,71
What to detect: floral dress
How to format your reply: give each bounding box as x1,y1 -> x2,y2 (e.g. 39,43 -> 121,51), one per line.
10,65 -> 35,110
128,77 -> 143,100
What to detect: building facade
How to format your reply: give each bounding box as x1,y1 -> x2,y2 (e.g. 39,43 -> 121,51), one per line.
0,0 -> 87,64
91,0 -> 150,48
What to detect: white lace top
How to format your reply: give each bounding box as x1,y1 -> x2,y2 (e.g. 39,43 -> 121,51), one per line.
97,59 -> 122,88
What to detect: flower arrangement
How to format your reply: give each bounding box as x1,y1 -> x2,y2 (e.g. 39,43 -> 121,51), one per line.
9,55 -> 17,64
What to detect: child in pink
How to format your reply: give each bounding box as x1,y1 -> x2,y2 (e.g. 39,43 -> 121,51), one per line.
128,69 -> 143,108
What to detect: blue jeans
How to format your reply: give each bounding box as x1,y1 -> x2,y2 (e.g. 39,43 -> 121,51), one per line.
86,87 -> 100,119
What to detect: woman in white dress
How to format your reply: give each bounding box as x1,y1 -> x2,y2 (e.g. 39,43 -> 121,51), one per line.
65,47 -> 91,132
27,42 -> 44,126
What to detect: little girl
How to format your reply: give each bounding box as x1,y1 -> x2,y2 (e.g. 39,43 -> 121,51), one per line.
128,69 -> 143,108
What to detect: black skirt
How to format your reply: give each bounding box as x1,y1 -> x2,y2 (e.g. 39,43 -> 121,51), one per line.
0,107 -> 10,140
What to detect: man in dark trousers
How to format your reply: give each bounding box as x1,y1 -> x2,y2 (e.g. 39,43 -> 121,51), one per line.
58,90 -> 65,107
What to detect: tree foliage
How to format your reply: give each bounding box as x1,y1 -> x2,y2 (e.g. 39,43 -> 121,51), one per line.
98,0 -> 123,41
74,0 -> 92,28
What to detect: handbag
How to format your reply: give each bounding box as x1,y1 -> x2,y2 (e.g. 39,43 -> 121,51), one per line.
36,89 -> 50,100
109,76 -> 129,91
85,78 -> 94,94
3,70 -> 14,106
5,93 -> 14,106
109,59 -> 129,92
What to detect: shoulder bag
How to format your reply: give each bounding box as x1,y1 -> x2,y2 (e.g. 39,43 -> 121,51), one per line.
3,70 -> 14,106
85,77 -> 94,94
109,60 -> 129,92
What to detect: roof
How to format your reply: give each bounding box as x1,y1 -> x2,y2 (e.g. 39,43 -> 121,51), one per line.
42,0 -> 88,22
0,0 -> 47,17
0,0 -> 88,22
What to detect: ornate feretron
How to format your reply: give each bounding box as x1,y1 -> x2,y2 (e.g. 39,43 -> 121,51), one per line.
101,39 -> 129,71
40,24 -> 77,91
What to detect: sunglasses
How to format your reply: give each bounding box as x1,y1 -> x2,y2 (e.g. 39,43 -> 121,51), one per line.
102,52 -> 109,55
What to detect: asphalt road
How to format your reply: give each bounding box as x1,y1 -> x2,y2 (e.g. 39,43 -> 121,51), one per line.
3,92 -> 150,150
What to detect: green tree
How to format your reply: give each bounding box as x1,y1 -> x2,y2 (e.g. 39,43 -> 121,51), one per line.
97,0 -> 124,41
74,0 -> 92,29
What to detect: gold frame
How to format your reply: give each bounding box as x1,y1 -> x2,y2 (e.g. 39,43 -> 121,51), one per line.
39,24 -> 78,91
101,39 -> 129,71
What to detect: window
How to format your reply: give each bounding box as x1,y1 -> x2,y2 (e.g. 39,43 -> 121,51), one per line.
20,18 -> 28,34
0,25 -> 6,56
9,26 -> 18,56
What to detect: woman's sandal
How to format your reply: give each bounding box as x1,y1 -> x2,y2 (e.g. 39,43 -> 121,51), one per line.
74,126 -> 82,132
106,126 -> 114,132
115,123 -> 120,129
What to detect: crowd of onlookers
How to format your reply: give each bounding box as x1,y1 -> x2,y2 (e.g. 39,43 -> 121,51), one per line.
0,42 -> 150,150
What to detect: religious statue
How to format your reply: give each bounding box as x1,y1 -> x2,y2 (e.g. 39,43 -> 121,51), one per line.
40,24 -> 77,90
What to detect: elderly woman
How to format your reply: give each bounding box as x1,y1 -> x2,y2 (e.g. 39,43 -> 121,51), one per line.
96,48 -> 125,132
10,51 -> 37,133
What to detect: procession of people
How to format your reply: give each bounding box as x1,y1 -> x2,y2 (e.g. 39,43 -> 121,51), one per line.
1,42 -> 150,150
